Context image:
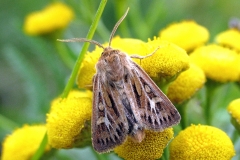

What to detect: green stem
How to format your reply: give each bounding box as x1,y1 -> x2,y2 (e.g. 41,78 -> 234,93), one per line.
156,79 -> 171,95
231,117 -> 240,138
0,114 -> 18,130
204,80 -> 221,125
177,102 -> 188,129
156,74 -> 179,95
159,154 -> 166,160
61,0 -> 107,98
231,128 -> 239,143
31,133 -> 48,160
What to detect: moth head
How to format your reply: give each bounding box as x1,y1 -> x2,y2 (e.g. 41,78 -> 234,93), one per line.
99,47 -> 123,70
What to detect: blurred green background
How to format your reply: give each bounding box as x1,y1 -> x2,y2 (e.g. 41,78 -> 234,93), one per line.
0,0 -> 240,159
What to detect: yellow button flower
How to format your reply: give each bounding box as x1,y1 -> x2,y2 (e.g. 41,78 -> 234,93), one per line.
190,44 -> 240,82
24,2 -> 74,35
227,98 -> 240,124
159,21 -> 209,51
167,63 -> 206,104
114,128 -> 174,160
46,90 -> 92,148
143,38 -> 190,81
215,29 -> 240,52
170,124 -> 235,160
1,125 -> 50,160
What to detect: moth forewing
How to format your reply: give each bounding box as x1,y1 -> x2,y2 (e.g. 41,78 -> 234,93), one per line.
92,69 -> 129,153
129,61 -> 181,131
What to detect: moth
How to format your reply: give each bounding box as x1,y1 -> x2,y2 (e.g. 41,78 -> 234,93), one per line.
58,8 -> 181,153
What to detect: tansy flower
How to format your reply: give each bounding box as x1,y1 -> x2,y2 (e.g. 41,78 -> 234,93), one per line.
46,90 -> 92,148
1,125 -> 50,160
227,98 -> 240,133
170,124 -> 235,160
167,63 -> 206,104
24,2 -> 74,35
228,98 -> 240,123
215,29 -> 240,52
144,37 -> 189,81
190,44 -> 240,83
159,21 -> 209,52
114,128 -> 174,160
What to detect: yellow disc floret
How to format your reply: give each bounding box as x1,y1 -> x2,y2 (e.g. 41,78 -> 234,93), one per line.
143,37 -> 190,80
114,128 -> 174,160
170,124 -> 235,160
190,44 -> 240,82
24,2 -> 74,35
159,21 -> 209,51
215,29 -> 240,52
46,90 -> 92,148
1,125 -> 50,160
227,98 -> 240,124
167,63 -> 206,104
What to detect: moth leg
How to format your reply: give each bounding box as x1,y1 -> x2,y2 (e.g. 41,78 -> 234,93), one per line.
130,47 -> 160,59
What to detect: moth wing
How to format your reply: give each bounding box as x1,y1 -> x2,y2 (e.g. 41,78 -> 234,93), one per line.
91,74 -> 128,153
129,61 -> 181,131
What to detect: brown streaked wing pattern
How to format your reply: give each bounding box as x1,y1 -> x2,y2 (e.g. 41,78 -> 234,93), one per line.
91,74 -> 128,153
129,61 -> 181,131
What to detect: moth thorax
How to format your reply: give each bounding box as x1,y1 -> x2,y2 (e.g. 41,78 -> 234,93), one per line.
103,52 -> 125,81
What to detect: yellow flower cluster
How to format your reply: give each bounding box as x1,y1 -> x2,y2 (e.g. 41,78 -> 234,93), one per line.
24,2 -> 74,35
216,29 -> 240,51
167,63 -> 206,104
46,90 -> 92,148
170,124 -> 235,160
1,125 -> 50,160
159,20 -> 209,51
190,44 -> 240,82
228,98 -> 240,124
114,128 -> 174,160
77,36 -> 190,88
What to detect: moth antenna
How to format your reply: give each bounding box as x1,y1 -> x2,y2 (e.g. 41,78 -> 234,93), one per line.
108,8 -> 129,47
57,38 -> 105,49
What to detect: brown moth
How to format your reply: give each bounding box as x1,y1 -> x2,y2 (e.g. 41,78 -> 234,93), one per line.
58,8 -> 181,153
